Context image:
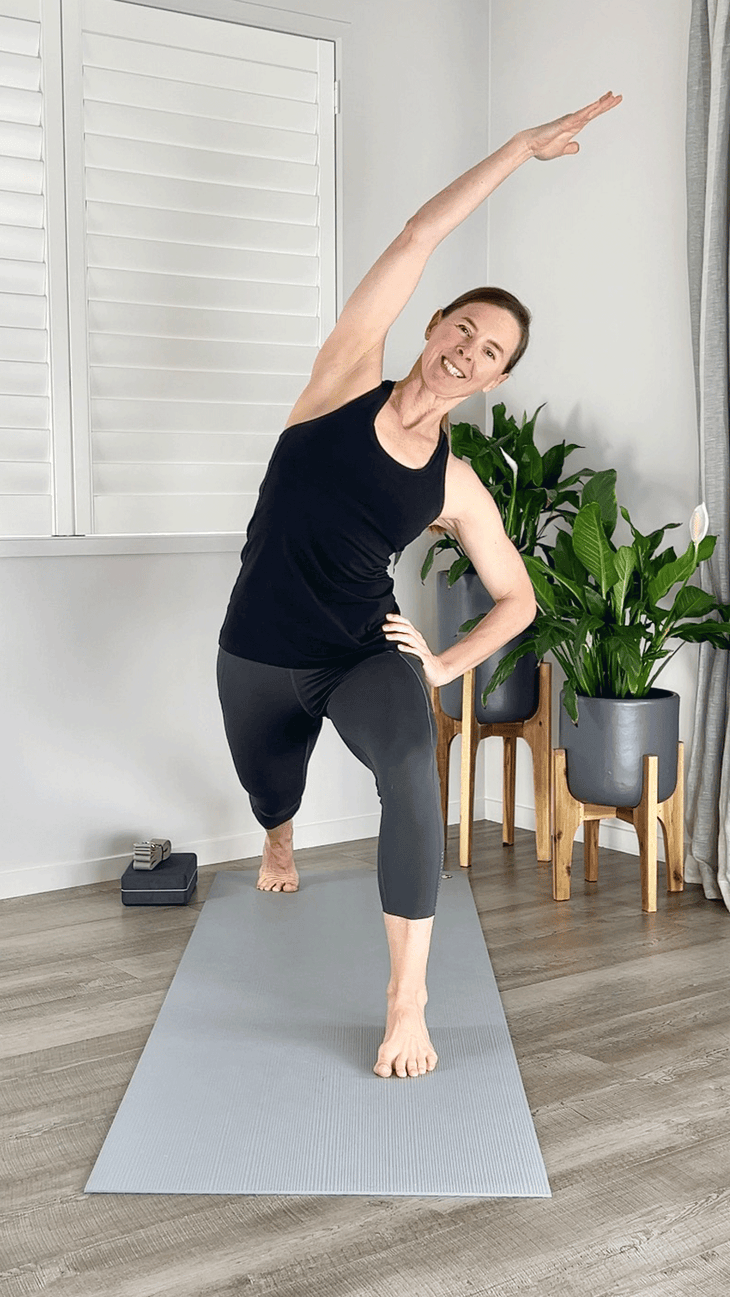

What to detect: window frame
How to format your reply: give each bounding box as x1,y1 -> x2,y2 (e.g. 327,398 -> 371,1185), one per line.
0,0 -> 346,558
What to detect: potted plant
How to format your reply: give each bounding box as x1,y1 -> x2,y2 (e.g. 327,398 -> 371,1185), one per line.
420,401 -> 595,721
470,476 -> 730,806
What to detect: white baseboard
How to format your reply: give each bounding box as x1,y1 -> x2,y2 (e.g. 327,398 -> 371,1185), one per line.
0,787 -> 671,901
0,796 -> 488,899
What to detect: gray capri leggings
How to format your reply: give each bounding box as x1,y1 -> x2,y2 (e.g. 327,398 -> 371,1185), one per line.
216,645 -> 444,919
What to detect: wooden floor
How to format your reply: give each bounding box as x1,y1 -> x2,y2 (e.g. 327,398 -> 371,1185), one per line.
2,822 -> 730,1297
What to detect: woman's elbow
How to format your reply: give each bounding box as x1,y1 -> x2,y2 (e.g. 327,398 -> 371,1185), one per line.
402,212 -> 438,252
520,586 -> 538,630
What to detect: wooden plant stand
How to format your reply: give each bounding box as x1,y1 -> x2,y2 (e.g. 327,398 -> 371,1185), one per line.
431,660 -> 552,869
551,743 -> 685,913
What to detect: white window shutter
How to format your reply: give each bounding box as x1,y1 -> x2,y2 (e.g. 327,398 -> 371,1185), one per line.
63,0 -> 336,536
0,0 -> 52,537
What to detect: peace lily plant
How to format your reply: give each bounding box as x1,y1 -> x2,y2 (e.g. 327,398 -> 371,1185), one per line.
466,473 -> 730,723
420,402 -> 596,582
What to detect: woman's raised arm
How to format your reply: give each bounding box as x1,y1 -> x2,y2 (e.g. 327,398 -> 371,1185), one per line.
293,91 -> 621,408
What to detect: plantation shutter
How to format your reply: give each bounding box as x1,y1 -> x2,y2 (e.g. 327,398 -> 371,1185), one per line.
0,0 -> 52,537
63,0 -> 336,536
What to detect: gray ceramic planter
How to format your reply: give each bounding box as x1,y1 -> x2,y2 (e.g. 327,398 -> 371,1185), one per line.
436,569 -> 538,723
559,688 -> 680,807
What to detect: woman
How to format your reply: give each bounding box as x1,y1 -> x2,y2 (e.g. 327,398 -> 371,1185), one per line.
218,91 -> 622,1080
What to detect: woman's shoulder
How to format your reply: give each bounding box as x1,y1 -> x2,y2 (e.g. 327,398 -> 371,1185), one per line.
434,452 -> 498,530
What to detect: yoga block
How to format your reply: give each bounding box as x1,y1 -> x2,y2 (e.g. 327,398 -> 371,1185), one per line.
121,853 -> 197,906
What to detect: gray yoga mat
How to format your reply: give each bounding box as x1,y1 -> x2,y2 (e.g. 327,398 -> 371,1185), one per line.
86,867 -> 550,1197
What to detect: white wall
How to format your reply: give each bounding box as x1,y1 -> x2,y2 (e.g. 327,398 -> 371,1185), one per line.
0,0 -> 491,897
485,0 -> 698,855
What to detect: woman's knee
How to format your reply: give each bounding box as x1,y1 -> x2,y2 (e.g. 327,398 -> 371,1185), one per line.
374,722 -> 438,797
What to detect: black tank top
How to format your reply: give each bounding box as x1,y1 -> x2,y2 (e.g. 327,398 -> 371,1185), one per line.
219,380 -> 449,667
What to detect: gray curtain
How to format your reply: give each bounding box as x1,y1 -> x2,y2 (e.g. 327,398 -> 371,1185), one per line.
685,0 -> 730,908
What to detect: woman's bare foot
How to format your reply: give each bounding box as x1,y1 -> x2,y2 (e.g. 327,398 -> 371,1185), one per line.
257,820 -> 298,893
373,990 -> 439,1078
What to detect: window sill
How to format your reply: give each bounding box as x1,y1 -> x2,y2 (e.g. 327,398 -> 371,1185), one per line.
0,534 -> 245,558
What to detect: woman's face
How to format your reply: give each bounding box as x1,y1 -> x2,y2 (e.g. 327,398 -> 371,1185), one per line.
421,302 -> 523,400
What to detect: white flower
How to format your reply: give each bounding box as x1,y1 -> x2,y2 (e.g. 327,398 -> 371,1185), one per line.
501,448 -> 518,477
690,502 -> 709,547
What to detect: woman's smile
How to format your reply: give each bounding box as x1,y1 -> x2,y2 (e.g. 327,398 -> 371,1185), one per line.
441,355 -> 466,378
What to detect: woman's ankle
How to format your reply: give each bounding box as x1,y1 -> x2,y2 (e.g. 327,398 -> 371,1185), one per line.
266,819 -> 293,848
386,984 -> 428,1007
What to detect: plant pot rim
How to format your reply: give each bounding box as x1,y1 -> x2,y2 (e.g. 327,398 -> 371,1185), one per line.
560,687 -> 679,704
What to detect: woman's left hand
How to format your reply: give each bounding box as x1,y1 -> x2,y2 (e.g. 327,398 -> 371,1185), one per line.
521,91 -> 622,161
382,613 -> 451,688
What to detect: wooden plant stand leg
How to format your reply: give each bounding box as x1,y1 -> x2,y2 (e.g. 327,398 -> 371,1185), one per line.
551,749 -> 584,901
522,662 -> 552,861
618,743 -> 684,909
583,820 -> 600,882
430,685 -> 460,850
660,741 -> 685,894
632,755 -> 659,913
454,659 -> 553,872
502,736 -> 516,847
460,668 -> 480,869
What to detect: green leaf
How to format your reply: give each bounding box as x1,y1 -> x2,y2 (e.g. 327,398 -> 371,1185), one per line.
490,402 -> 511,437
697,534 -> 716,562
480,638 -> 536,697
419,534 -> 461,582
611,546 -> 636,621
449,422 -> 484,460
459,613 -> 485,634
620,507 -> 684,567
524,553 -> 587,609
518,439 -> 543,486
647,524 -> 680,558
670,621 -> 730,646
572,610 -> 604,654
653,546 -> 678,570
520,402 -> 546,440
420,542 -> 438,582
552,529 -> 587,583
562,679 -> 578,724
552,490 -> 581,511
584,586 -> 608,617
605,626 -> 645,691
532,618 -> 572,658
572,502 -> 618,596
447,555 -> 472,586
560,468 -> 591,488
581,469 -> 618,537
541,442 -> 566,488
525,562 -> 556,612
647,541 -> 697,605
670,585 -> 717,620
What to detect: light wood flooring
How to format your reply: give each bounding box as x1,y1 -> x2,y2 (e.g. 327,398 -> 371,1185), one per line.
1,821 -> 729,1297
